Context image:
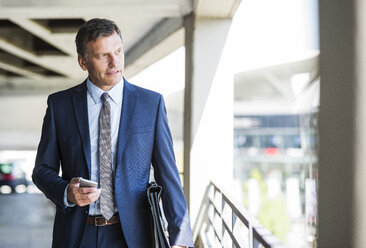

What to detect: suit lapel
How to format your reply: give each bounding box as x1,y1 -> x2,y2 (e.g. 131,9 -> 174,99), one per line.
72,81 -> 92,176
116,79 -> 137,167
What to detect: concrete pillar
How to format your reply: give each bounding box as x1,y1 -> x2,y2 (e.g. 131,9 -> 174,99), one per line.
318,0 -> 366,247
354,1 -> 366,247
184,14 -> 234,222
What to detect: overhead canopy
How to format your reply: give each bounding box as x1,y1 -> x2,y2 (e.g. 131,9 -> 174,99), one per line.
0,0 -> 240,94
0,0 -> 241,150
0,0 -> 192,93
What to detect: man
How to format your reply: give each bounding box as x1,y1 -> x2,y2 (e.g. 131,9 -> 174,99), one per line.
33,18 -> 193,248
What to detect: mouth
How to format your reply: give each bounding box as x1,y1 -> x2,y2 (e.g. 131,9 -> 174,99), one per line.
106,70 -> 120,76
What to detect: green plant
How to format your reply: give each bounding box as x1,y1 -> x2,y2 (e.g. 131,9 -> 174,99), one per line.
243,168 -> 290,243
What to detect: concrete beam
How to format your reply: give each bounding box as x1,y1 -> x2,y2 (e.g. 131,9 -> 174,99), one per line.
0,0 -> 190,7
0,5 -> 188,19
10,18 -> 75,56
124,19 -> 184,78
0,38 -> 79,77
0,61 -> 45,79
0,76 -> 82,95
0,0 -> 195,92
263,73 -> 293,99
195,0 -> 241,18
234,55 -> 319,101
125,17 -> 183,66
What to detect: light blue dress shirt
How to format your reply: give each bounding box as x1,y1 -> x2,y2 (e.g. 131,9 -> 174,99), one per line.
64,78 -> 123,215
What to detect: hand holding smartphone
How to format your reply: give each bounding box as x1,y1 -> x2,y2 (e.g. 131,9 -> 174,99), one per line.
79,178 -> 98,188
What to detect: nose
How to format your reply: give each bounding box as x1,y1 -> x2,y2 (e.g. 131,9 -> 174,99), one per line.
108,55 -> 117,68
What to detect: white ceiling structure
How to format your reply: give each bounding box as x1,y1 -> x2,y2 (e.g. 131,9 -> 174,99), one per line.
233,54 -> 319,115
234,54 -> 319,102
0,0 -> 241,150
0,0 -> 193,94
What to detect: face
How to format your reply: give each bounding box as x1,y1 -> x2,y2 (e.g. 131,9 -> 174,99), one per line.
78,32 -> 124,91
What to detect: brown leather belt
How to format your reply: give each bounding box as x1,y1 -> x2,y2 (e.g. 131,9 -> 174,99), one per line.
87,213 -> 120,226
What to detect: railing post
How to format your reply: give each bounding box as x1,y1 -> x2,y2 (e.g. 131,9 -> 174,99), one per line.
249,222 -> 253,248
220,189 -> 225,248
198,181 -> 283,248
232,211 -> 236,248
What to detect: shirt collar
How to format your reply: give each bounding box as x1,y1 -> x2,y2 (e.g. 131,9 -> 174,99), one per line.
86,77 -> 124,105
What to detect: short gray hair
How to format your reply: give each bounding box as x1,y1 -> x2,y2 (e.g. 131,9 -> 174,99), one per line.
75,18 -> 122,59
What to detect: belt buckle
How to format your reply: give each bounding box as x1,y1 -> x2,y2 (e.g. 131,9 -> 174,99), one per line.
94,216 -> 107,227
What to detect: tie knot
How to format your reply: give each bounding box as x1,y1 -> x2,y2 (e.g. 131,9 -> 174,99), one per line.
101,92 -> 109,102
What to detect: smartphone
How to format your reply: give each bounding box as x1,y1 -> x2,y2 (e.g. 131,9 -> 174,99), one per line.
79,178 -> 98,188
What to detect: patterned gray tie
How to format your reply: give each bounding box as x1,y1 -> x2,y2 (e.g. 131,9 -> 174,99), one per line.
99,92 -> 114,220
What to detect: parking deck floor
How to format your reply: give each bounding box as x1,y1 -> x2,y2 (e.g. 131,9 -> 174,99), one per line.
0,191 -> 54,248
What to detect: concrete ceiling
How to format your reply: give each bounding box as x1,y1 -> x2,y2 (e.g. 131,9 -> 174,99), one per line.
233,54 -> 319,115
0,0 -> 241,150
234,54 -> 319,101
0,0 -> 193,94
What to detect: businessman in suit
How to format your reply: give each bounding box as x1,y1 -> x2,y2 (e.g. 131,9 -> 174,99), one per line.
32,18 -> 193,248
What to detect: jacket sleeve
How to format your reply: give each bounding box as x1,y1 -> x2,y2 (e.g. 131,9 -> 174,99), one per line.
151,95 -> 194,247
32,95 -> 70,213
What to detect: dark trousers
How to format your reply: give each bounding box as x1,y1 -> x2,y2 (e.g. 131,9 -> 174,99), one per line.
80,222 -> 128,248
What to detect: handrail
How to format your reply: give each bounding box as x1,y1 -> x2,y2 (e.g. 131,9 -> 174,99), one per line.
194,181 -> 284,248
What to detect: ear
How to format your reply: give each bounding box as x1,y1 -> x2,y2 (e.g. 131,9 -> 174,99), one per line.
78,54 -> 88,71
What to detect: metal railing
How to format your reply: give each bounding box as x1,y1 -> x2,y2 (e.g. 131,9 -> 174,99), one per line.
194,181 -> 284,248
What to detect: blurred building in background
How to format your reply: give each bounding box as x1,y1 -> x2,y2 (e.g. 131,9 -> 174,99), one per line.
0,0 -> 365,247
233,56 -> 319,247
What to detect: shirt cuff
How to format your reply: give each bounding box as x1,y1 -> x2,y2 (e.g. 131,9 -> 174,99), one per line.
64,184 -> 76,208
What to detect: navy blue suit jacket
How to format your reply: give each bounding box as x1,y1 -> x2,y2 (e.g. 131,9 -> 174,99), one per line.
32,78 -> 193,248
